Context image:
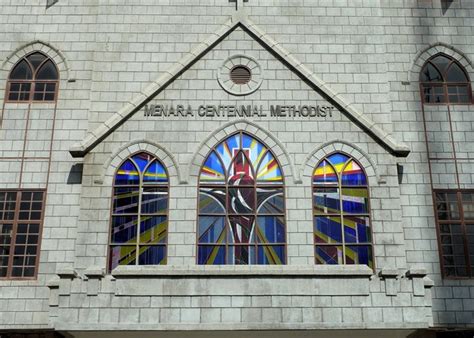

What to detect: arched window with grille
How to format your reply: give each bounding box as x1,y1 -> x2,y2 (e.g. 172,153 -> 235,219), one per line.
420,54 -> 472,104
198,131 -> 286,265
5,52 -> 59,102
108,152 -> 169,271
313,153 -> 373,268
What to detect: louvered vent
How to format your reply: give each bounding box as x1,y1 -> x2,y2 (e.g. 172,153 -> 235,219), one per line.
230,66 -> 252,85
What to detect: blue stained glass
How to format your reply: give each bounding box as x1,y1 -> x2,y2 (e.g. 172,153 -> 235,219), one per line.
200,151 -> 225,182
138,245 -> 166,265
199,217 -> 226,244
313,188 -> 340,214
257,245 -> 285,264
256,216 -> 285,243
242,134 -> 266,167
315,246 -> 342,264
341,188 -> 368,214
132,153 -> 151,173
216,134 -> 240,170
198,245 -> 225,265
341,160 -> 367,186
115,160 -> 140,185
346,245 -> 372,267
313,160 -> 338,185
327,153 -> 350,172
144,160 -> 168,183
314,216 -> 342,244
139,215 -> 167,244
199,188 -> 226,214
141,188 -> 168,214
111,216 -> 138,243
113,187 -> 139,214
344,216 -> 370,243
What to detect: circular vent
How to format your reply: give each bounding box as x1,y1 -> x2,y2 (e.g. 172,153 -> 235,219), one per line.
217,55 -> 263,96
230,65 -> 252,85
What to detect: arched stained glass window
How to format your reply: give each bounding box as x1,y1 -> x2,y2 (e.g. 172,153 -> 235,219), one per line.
198,132 -> 286,265
6,52 -> 59,102
420,54 -> 471,104
313,153 -> 373,268
109,152 -> 168,271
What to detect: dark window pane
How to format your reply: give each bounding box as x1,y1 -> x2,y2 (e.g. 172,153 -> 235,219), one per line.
420,63 -> 443,82
446,63 -> 468,82
462,193 -> 474,220
346,245 -> 373,268
9,60 -> 33,80
36,60 -> 58,80
27,53 -> 47,70
431,55 -> 450,74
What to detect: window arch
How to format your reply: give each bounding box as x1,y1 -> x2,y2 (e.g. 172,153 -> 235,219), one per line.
198,131 -> 286,265
313,152 -> 373,268
108,152 -> 169,271
6,52 -> 59,102
420,53 -> 471,104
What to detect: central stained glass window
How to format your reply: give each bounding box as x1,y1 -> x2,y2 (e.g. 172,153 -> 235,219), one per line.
109,152 -> 168,271
198,132 -> 286,265
313,153 -> 373,268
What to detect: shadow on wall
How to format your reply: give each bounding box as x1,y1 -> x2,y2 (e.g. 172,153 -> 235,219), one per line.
441,0 -> 453,14
409,329 -> 474,338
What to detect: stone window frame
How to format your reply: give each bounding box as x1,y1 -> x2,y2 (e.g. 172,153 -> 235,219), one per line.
434,189 -> 474,279
196,130 -> 288,265
107,151 -> 170,272
419,53 -> 472,105
0,189 -> 46,280
4,51 -> 60,103
312,151 -> 375,269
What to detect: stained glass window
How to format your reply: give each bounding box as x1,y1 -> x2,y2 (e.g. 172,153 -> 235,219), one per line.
198,132 -> 286,265
0,190 -> 45,279
313,153 -> 373,268
420,54 -> 471,104
435,190 -> 474,278
109,152 -> 168,271
6,52 -> 59,102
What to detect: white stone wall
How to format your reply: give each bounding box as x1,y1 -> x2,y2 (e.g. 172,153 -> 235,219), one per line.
0,0 -> 472,332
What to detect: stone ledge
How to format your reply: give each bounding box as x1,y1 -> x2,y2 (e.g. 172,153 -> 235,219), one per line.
54,322 -> 429,332
111,265 -> 374,278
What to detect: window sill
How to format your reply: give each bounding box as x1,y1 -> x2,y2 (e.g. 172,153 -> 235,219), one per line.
111,264 -> 374,278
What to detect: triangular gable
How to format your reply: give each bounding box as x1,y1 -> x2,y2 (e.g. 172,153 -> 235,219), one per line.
69,15 -> 410,158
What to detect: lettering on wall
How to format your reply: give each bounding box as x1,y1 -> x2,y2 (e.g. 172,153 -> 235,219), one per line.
143,104 -> 335,118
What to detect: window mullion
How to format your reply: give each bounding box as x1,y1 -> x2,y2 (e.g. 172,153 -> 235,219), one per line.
7,192 -> 21,278
136,178 -> 143,266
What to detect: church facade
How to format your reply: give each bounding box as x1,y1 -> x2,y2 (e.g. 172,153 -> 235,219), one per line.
0,1 -> 473,337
